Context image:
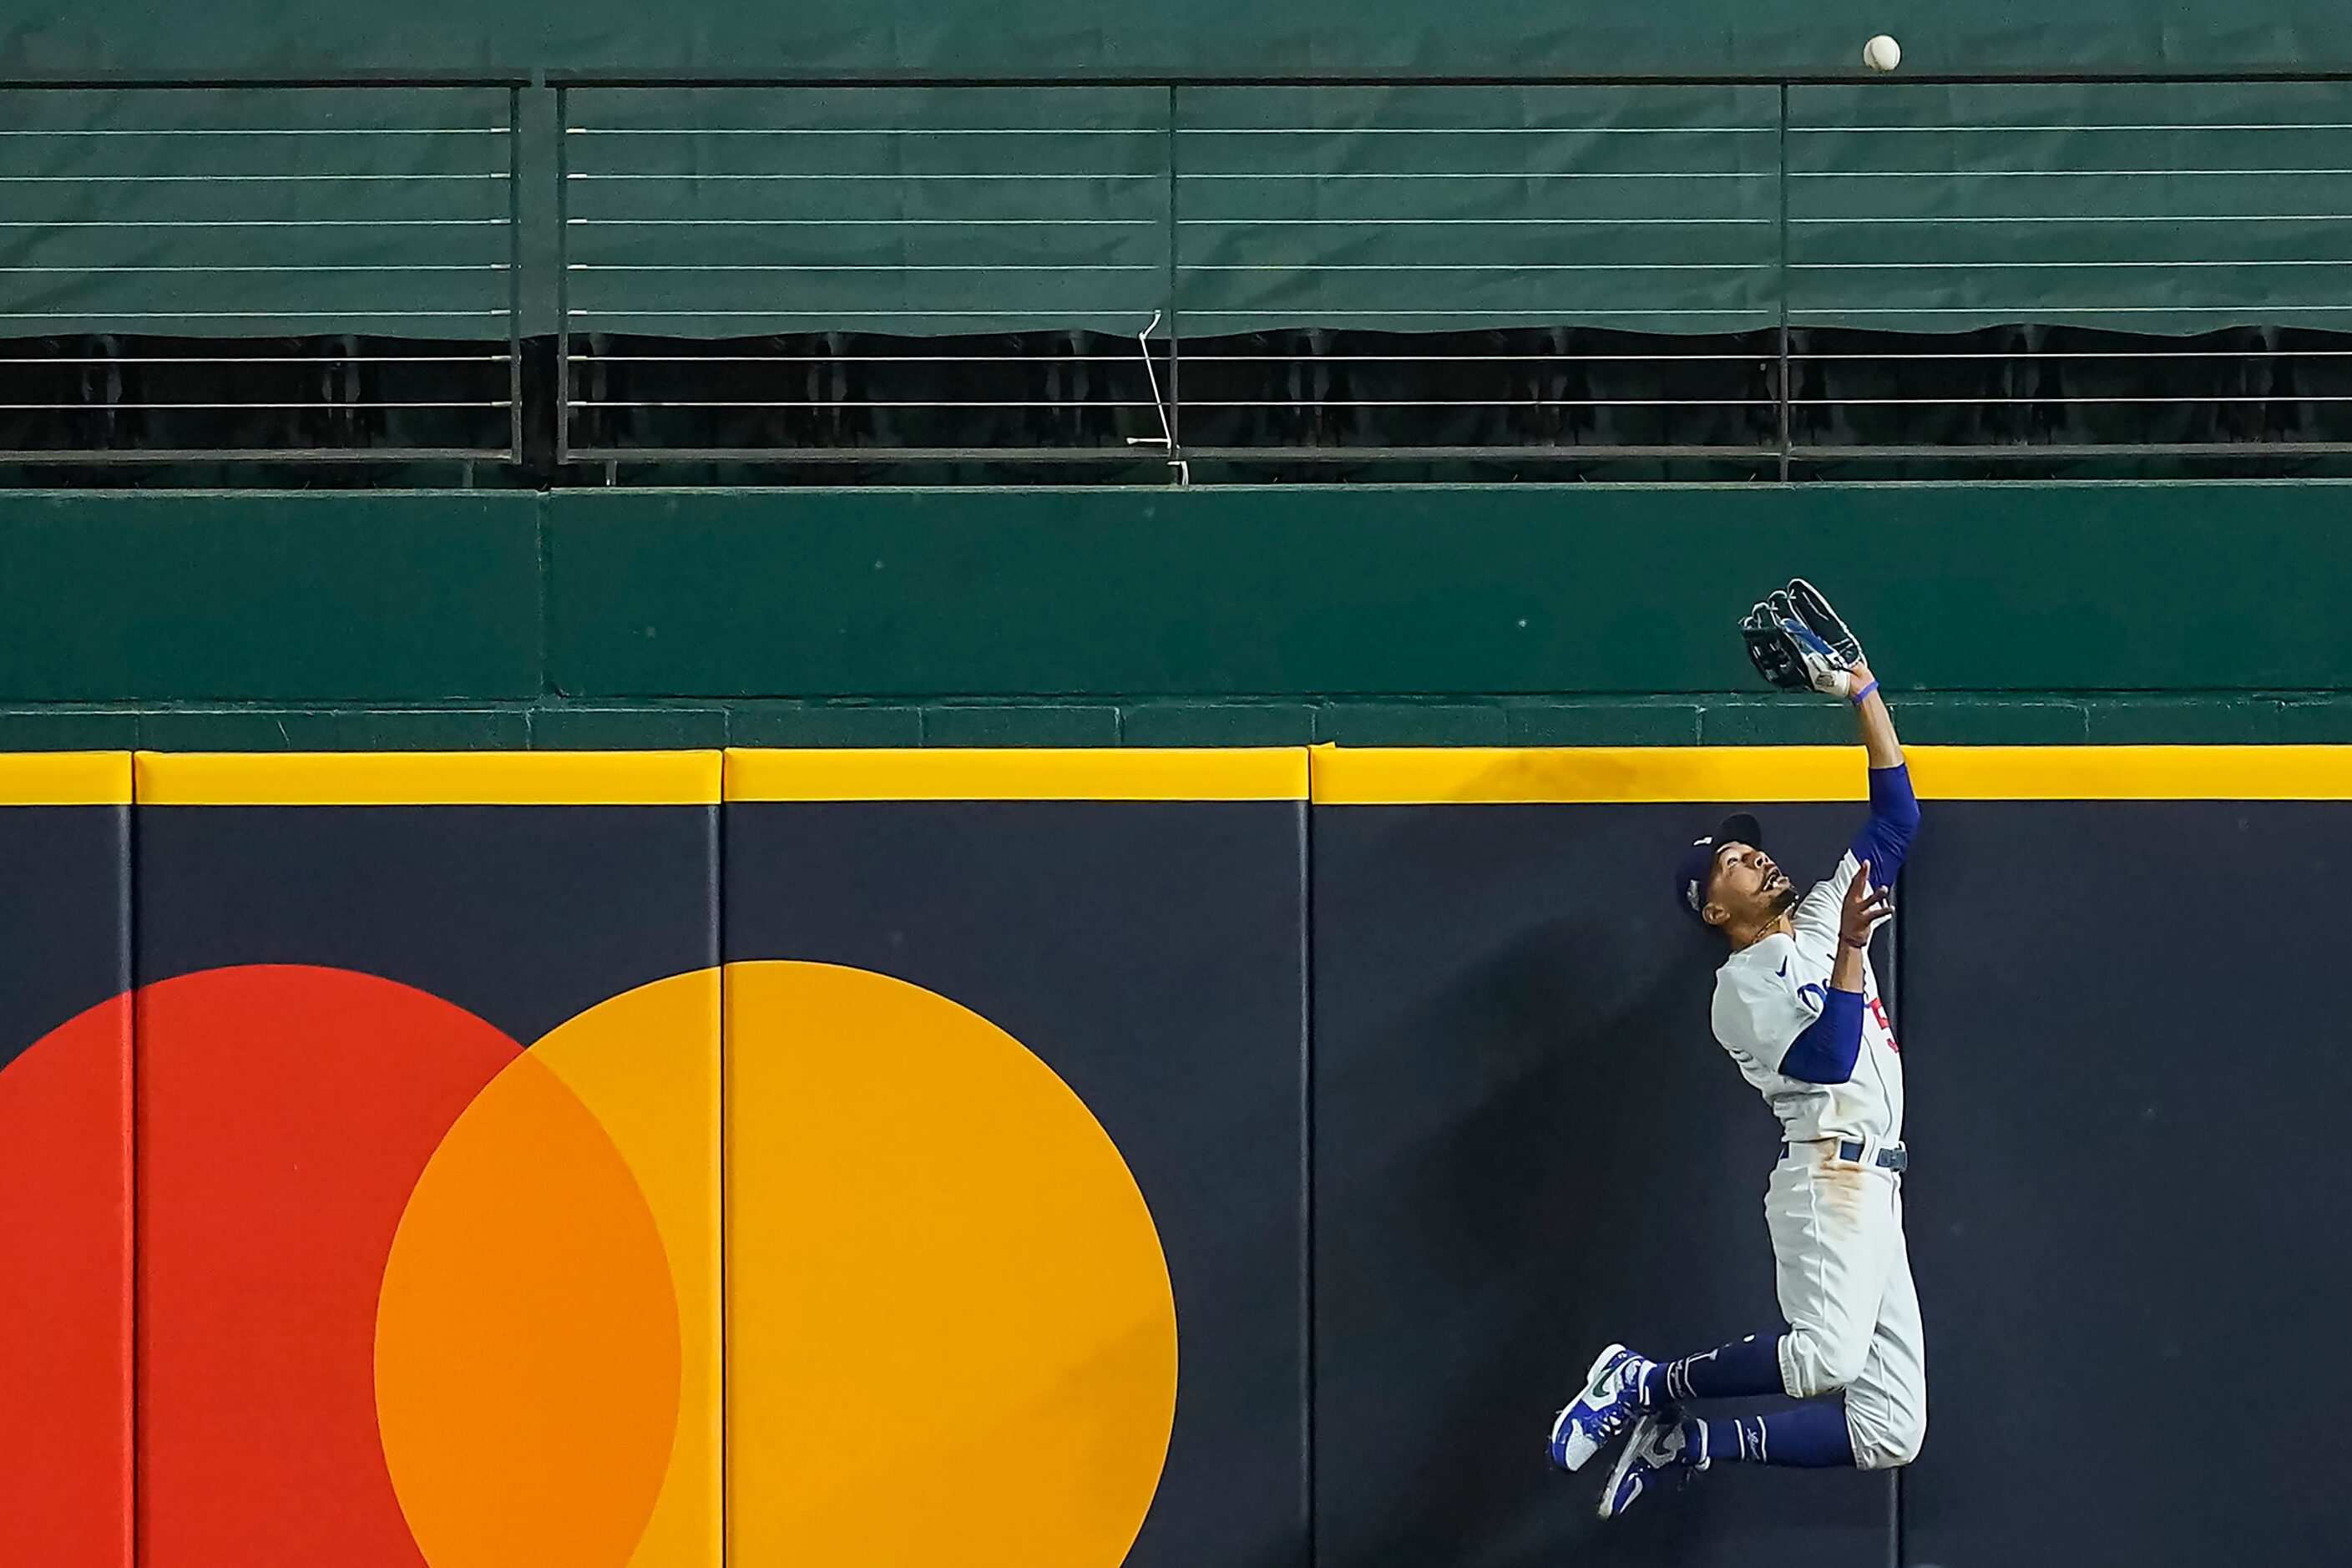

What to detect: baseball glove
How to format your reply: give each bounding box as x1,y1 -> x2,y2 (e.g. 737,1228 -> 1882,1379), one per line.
1742,581 -> 1861,696
1785,578 -> 1863,668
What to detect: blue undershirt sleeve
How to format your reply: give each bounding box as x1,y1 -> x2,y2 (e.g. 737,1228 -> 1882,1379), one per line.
1779,987 -> 1863,1084
1849,762 -> 1920,885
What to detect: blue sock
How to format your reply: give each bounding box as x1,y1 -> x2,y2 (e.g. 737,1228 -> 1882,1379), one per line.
1639,1332 -> 1785,1406
1681,1405 -> 1856,1469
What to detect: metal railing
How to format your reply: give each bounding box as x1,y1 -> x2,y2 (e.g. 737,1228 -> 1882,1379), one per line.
0,86 -> 522,463
1163,86 -> 1778,466
1775,80 -> 2352,462
559,85 -> 1175,463
6,78 -> 2352,473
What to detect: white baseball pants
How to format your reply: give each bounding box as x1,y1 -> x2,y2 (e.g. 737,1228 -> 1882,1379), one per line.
1765,1140 -> 1928,1469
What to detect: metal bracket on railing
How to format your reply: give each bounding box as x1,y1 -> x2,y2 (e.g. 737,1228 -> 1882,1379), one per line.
1126,310 -> 1191,485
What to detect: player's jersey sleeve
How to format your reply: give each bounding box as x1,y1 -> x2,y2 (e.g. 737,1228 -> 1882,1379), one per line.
1791,765 -> 1920,948
1790,852 -> 1863,949
1710,934 -> 1828,1074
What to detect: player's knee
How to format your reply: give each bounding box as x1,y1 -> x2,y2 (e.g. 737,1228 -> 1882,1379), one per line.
1782,1328 -> 1871,1399
1849,1399 -> 1926,1470
1844,1369 -> 1927,1469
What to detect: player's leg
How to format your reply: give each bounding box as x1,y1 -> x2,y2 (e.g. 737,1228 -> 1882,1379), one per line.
1839,1188 -> 1927,1470
1596,1161 -> 1899,1515
1767,1151 -> 1897,1406
1667,1156 -> 1909,1473
1597,1395 -> 1863,1518
1646,1329 -> 1785,1403
1615,1152 -> 1895,1426
1561,1151 -> 1889,1478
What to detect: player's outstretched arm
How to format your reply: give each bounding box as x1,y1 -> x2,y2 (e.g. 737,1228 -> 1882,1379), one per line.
1845,654 -> 1920,881
1848,655 -> 1902,769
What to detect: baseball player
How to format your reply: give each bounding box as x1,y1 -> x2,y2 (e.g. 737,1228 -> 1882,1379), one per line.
1546,583 -> 1925,1517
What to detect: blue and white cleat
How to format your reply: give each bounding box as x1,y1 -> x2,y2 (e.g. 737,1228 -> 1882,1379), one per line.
1547,1343 -> 1655,1472
1599,1408 -> 1698,1520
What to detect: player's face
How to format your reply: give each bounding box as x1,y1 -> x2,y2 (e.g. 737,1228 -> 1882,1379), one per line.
1704,842 -> 1796,928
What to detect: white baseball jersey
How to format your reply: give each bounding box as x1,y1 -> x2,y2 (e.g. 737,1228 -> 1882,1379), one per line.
1709,851 -> 1904,1145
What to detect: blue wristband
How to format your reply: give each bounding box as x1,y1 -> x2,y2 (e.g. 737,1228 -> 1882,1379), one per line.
1849,678 -> 1879,705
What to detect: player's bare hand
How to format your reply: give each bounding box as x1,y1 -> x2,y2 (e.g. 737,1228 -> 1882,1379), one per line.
1839,860 -> 1894,948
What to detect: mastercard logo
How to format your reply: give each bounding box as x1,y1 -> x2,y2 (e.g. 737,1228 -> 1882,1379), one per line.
0,959 -> 1178,1568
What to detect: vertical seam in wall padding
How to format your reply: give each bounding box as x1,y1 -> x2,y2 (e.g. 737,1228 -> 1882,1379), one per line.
712,788 -> 728,1568
1892,1416 -> 1906,1564
125,774 -> 140,1568
1298,792 -> 1316,1568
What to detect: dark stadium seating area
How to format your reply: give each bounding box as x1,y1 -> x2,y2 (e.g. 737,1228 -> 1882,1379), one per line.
8,324 -> 2348,483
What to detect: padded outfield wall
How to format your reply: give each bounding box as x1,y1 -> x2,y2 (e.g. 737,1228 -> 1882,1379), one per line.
0,745 -> 2344,1568
6,483 -> 2352,750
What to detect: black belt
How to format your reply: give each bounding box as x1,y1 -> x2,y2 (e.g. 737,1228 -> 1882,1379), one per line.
1779,1139 -> 1908,1171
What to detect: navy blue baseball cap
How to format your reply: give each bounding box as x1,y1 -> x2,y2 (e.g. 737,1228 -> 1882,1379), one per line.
1677,812 -> 1763,924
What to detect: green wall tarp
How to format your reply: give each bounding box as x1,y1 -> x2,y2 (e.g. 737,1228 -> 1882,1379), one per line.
7,0 -> 2352,82
564,87 -> 1169,338
10,80 -> 2350,339
0,89 -> 513,339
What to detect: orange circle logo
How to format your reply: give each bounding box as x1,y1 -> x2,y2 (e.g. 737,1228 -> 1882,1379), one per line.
0,961 -> 1178,1568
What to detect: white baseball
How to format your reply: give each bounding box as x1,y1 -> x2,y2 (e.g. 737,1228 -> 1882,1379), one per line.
1864,33 -> 1901,72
